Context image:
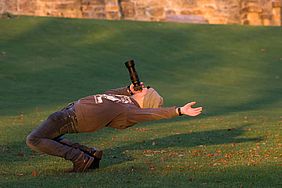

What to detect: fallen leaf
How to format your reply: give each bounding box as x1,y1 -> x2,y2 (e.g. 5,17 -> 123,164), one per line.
32,170 -> 38,177
207,153 -> 214,157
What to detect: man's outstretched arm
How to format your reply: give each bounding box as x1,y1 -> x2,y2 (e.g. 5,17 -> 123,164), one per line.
127,102 -> 203,124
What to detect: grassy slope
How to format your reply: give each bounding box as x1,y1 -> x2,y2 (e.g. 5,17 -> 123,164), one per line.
0,16 -> 281,187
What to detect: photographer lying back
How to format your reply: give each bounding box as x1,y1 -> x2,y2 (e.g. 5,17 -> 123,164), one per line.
26,83 -> 203,172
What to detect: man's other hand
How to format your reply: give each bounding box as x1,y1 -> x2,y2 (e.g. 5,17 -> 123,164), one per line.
129,82 -> 145,94
180,102 -> 203,116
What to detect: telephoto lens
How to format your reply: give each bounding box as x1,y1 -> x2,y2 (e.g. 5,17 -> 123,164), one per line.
125,60 -> 143,91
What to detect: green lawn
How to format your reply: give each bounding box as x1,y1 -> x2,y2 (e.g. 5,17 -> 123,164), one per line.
0,16 -> 281,187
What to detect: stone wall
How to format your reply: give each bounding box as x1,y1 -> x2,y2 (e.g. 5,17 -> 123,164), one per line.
0,0 -> 281,26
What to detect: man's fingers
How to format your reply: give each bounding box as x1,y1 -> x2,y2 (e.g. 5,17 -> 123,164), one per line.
189,102 -> 196,106
187,102 -> 196,107
188,107 -> 203,116
192,110 -> 202,114
194,107 -> 203,111
183,102 -> 203,116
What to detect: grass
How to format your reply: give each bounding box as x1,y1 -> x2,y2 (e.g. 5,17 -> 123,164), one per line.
0,16 -> 281,187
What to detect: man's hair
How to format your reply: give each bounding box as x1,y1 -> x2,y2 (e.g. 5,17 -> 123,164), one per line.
143,88 -> 163,108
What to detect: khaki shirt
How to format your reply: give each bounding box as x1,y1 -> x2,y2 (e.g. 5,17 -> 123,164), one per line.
74,87 -> 178,133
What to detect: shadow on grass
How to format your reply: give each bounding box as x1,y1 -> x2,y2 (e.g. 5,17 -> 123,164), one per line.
0,125 -> 261,168
102,125 -> 261,168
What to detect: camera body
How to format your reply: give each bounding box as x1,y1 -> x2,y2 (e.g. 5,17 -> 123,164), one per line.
125,60 -> 143,91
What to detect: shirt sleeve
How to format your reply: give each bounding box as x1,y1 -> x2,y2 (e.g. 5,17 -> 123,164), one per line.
127,106 -> 178,124
104,87 -> 131,96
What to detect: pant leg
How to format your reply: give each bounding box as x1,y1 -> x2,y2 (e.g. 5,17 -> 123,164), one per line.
55,137 -> 97,155
26,110 -> 83,161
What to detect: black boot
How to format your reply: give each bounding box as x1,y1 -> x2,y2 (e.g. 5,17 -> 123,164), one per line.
88,150 -> 103,169
56,137 -> 102,170
71,152 -> 94,172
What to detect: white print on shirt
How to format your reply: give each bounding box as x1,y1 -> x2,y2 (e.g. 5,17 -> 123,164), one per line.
94,94 -> 133,104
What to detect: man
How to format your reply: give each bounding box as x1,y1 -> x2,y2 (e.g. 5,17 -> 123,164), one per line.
26,84 -> 203,172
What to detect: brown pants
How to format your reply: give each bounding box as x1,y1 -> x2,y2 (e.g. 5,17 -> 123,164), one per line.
26,107 -> 94,162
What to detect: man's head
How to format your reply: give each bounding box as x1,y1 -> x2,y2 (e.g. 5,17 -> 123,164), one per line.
132,87 -> 163,108
143,88 -> 163,108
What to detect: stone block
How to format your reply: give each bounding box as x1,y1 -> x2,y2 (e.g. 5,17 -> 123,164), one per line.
82,0 -> 105,6
181,0 -> 197,7
81,5 -> 94,12
260,13 -> 272,20
247,12 -> 262,25
4,0 -> 17,12
82,0 -> 91,6
135,7 -> 146,17
180,10 -> 193,15
120,0 -> 131,2
94,6 -> 105,13
56,4 -> 70,9
18,0 -> 36,13
106,11 -> 120,19
208,17 -> 229,24
203,4 -> 216,10
165,10 -> 176,16
261,13 -> 272,26
91,0 -> 105,5
272,1 -> 281,8
192,9 -> 203,15
121,2 -> 135,18
242,6 -> 263,13
272,6 -> 281,26
105,4 -> 119,12
147,7 -> 164,17
95,12 -> 106,18
82,12 -> 90,17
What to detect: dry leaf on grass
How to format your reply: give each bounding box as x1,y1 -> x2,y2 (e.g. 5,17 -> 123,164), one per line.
32,170 -> 38,177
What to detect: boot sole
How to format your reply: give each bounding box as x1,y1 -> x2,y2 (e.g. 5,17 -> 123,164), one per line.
65,156 -> 95,173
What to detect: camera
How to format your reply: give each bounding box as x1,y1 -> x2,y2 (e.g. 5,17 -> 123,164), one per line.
125,60 -> 143,91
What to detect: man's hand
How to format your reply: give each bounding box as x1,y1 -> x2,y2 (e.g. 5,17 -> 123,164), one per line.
129,82 -> 145,94
180,102 -> 203,116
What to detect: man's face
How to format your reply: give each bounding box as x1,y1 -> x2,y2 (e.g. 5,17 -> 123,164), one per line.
142,88 -> 164,108
132,87 -> 163,108
133,87 -> 148,98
